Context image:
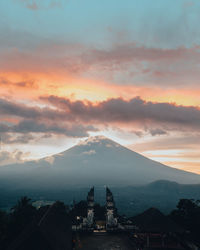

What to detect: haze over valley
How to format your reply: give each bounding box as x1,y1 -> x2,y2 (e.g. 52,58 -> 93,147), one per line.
0,137 -> 199,215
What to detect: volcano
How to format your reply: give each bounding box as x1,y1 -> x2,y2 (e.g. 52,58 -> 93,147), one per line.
0,136 -> 199,189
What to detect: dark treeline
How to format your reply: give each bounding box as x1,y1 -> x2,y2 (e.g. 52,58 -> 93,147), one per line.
0,196 -> 106,250
0,197 -> 72,250
169,199 -> 200,242
0,197 -> 200,249
0,197 -> 37,248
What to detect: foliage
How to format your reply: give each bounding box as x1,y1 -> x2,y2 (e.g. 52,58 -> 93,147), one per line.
170,199 -> 200,237
0,197 -> 72,249
0,210 -> 8,244
9,196 -> 37,233
71,200 -> 87,218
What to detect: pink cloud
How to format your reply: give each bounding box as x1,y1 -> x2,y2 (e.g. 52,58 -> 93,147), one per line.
1,42 -> 200,88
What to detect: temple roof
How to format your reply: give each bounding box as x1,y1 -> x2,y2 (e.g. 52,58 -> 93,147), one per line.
132,208 -> 184,233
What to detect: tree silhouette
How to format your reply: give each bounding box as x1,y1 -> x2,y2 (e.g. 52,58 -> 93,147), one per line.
8,196 -> 36,240
0,210 -> 8,245
170,199 -> 200,239
12,196 -> 32,213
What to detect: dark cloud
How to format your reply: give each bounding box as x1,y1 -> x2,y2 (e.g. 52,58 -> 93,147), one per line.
1,96 -> 200,141
0,133 -> 34,144
149,128 -> 168,136
41,95 -> 200,130
0,119 -> 97,138
0,98 -> 66,120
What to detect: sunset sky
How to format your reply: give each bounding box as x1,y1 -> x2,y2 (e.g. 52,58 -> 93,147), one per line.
0,0 -> 200,174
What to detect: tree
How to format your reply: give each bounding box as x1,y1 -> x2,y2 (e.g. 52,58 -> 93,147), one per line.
8,196 -> 36,239
0,210 -> 8,245
71,200 -> 87,218
170,199 -> 200,237
12,196 -> 32,213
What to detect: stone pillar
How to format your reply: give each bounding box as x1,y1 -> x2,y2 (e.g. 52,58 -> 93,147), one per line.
87,187 -> 94,227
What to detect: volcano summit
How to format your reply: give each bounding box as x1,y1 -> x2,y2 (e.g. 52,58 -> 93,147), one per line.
0,136 -> 199,189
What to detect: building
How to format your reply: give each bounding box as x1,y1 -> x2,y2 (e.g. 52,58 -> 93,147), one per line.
72,187 -> 137,232
105,187 -> 118,230
73,187 -> 121,232
86,187 -> 95,227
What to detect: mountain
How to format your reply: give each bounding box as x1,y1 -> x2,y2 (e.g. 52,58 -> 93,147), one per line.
0,136 -> 199,190
112,180 -> 200,216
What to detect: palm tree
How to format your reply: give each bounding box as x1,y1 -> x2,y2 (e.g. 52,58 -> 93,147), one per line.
9,196 -> 36,238
11,196 -> 32,213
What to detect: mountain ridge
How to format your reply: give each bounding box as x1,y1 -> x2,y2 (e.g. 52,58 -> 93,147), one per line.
1,179 -> 200,215
0,136 -> 199,189
43,136 -> 199,176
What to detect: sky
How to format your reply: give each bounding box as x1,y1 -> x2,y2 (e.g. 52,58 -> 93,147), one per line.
0,0 -> 200,174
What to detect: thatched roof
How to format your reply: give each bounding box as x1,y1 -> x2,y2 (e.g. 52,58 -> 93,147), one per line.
132,207 -> 184,233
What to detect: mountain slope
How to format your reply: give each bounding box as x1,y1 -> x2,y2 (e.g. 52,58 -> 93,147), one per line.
0,136 -> 199,189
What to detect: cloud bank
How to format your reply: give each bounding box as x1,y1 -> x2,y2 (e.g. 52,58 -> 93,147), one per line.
0,96 -> 200,146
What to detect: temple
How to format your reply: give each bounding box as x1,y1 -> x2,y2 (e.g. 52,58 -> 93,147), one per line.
86,187 -> 94,227
73,186 -> 134,232
71,187 -> 193,249
106,187 -> 118,230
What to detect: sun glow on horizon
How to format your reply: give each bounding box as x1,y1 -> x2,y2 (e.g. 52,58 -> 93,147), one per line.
0,0 -> 200,175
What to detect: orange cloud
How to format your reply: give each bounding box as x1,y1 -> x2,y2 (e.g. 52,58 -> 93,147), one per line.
1,41 -> 200,107
1,72 -> 200,108
164,162 -> 200,175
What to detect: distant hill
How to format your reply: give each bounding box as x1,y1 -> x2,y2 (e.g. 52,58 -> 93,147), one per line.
1,180 -> 200,216
0,136 -> 199,190
0,136 -> 200,215
111,180 -> 200,216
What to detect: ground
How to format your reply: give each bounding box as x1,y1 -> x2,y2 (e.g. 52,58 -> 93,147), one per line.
75,233 -> 135,250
